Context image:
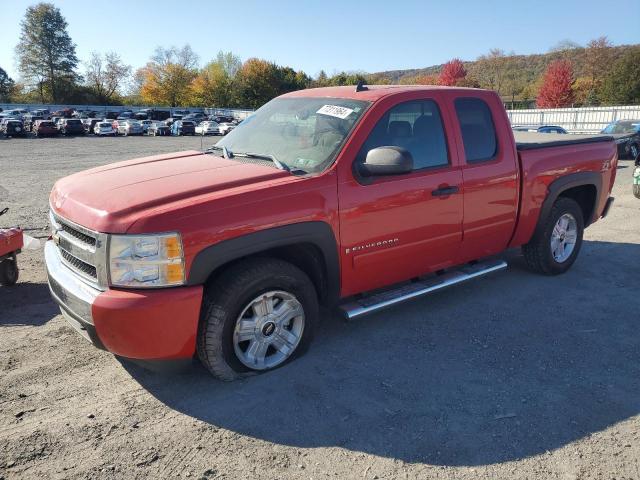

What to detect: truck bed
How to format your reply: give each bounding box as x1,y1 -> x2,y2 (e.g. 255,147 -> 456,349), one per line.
514,131 -> 613,150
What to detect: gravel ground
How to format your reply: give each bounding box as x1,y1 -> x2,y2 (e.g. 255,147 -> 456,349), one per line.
0,135 -> 639,480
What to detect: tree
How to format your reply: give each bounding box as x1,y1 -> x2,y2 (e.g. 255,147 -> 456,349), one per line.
233,58 -> 281,108
600,48 -> 640,105
16,3 -> 79,103
583,36 -> 613,104
314,70 -> 329,87
536,59 -> 575,108
139,45 -> 199,106
549,39 -> 581,53
190,60 -> 234,108
438,58 -> 467,86
473,48 -> 508,93
0,67 -> 15,102
85,52 -> 131,104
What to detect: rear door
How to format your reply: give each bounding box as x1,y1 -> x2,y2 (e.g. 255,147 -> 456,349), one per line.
450,94 -> 519,262
337,93 -> 464,296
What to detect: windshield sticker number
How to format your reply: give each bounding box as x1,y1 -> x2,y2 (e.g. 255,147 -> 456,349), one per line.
316,105 -> 354,120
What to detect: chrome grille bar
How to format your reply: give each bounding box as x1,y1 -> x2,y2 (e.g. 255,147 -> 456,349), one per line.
49,210 -> 108,290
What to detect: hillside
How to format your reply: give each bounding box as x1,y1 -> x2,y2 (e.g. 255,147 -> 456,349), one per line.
373,44 -> 639,84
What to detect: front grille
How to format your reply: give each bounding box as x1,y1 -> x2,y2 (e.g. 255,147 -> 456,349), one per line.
60,223 -> 96,247
60,249 -> 97,279
50,210 -> 104,288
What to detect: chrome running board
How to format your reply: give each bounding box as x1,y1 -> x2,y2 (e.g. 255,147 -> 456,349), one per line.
339,259 -> 507,320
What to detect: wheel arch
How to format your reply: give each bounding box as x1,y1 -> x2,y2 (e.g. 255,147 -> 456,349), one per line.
537,172 -> 602,231
187,222 -> 340,306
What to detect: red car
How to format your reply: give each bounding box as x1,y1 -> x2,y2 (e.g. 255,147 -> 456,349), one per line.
34,120 -> 59,137
45,85 -> 617,379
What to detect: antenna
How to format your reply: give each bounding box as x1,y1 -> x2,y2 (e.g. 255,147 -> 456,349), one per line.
355,81 -> 368,92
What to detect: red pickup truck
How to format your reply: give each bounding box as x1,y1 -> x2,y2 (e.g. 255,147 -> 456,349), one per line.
45,85 -> 617,379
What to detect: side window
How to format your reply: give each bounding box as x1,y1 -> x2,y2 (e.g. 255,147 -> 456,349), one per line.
454,98 -> 497,163
357,100 -> 449,170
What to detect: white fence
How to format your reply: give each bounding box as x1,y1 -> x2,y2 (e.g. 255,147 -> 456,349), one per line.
506,105 -> 640,134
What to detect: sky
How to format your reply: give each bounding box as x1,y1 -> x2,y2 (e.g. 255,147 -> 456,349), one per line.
2,0 -> 639,81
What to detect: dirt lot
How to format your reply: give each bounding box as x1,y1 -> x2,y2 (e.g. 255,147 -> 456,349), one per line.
0,135 -> 639,480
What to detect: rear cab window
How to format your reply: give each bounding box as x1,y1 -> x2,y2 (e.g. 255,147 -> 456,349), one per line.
454,98 -> 498,163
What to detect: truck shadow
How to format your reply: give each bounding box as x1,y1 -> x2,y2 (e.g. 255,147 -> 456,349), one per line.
0,282 -> 58,326
123,239 -> 640,466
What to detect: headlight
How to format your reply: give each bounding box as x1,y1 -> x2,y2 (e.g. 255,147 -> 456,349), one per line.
108,233 -> 185,287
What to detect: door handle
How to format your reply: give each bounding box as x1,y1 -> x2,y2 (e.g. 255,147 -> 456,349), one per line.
431,185 -> 459,197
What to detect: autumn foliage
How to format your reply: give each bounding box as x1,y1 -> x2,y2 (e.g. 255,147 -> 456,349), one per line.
438,58 -> 467,86
536,60 -> 575,108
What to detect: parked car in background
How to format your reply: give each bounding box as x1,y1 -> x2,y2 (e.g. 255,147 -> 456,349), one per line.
2,119 -> 26,137
173,109 -> 190,117
99,111 -> 121,120
165,115 -> 183,127
171,120 -> 196,136
195,120 -> 220,135
148,122 -> 170,136
512,125 -> 568,134
135,109 -> 171,121
210,115 -> 235,124
33,120 -> 59,137
52,109 -> 75,119
118,120 -> 144,136
93,121 -> 117,136
117,111 -> 134,120
140,120 -> 154,134
218,122 -> 236,135
83,118 -> 101,134
601,120 -> 640,159
184,113 -> 207,124
58,118 -> 86,135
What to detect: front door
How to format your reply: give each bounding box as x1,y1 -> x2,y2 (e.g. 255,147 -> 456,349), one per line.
337,97 -> 464,297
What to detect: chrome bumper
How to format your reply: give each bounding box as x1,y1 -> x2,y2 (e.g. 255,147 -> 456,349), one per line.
45,241 -> 104,348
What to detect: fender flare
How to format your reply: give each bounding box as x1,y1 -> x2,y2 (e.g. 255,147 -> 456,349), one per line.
537,172 -> 602,230
186,221 -> 341,303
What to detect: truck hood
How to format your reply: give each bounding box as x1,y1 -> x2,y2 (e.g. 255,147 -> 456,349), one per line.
50,150 -> 290,233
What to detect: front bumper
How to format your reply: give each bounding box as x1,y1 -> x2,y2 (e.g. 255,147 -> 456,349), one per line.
45,241 -> 203,360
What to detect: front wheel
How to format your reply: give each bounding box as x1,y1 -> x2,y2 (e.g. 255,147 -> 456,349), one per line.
197,258 -> 318,381
522,197 -> 584,275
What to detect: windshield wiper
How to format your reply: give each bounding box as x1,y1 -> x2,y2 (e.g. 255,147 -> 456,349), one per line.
233,152 -> 291,172
206,147 -> 306,174
206,144 -> 233,159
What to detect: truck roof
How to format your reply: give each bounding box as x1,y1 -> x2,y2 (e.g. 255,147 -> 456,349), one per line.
281,85 -> 488,102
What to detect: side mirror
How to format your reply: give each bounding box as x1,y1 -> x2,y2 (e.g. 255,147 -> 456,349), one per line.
360,146 -> 413,176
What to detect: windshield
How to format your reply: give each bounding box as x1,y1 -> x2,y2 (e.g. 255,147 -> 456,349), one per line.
602,121 -> 640,134
215,97 -> 370,173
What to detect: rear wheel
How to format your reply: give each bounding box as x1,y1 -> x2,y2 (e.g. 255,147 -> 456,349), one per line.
0,258 -> 19,286
522,197 -> 584,275
197,258 -> 318,380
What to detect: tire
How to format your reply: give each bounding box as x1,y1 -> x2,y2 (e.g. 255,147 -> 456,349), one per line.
522,197 -> 584,275
0,258 -> 19,286
197,257 -> 318,381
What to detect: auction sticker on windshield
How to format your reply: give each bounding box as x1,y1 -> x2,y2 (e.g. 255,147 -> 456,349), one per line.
316,105 -> 354,119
